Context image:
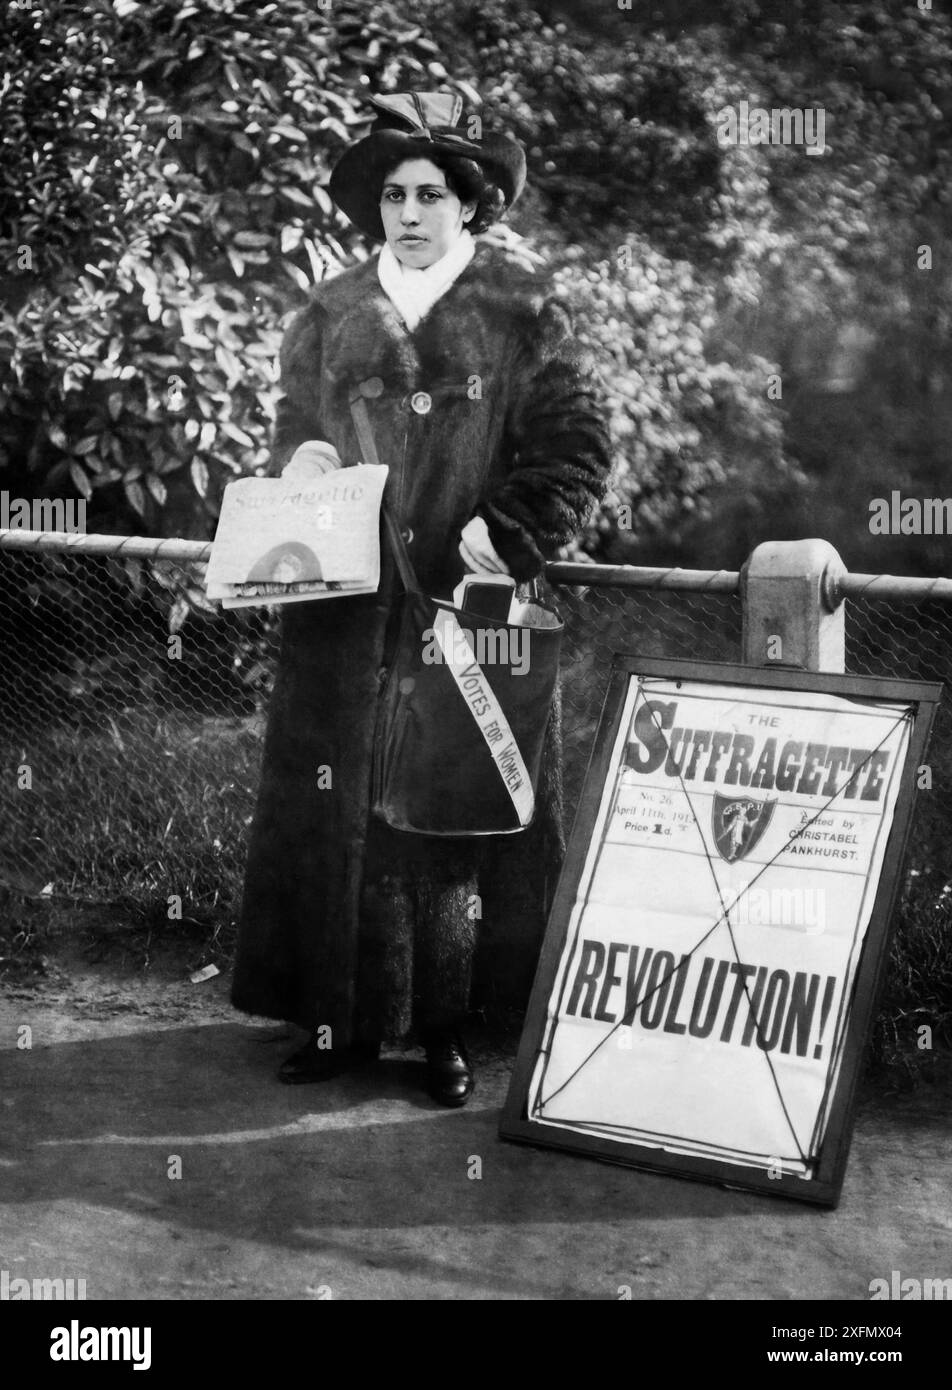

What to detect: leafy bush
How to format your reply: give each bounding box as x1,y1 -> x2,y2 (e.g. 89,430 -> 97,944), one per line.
409,0 -> 952,567
399,0 -> 798,556
0,0 -> 472,537
3,0 -> 950,568
1,0 -> 811,563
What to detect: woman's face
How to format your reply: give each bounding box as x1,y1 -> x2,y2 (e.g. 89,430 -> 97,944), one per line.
380,158 -> 476,268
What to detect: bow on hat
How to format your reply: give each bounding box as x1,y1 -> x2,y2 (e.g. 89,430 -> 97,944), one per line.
372,92 -> 468,141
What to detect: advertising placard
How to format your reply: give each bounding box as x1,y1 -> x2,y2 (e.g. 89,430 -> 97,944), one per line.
501,658 -> 940,1205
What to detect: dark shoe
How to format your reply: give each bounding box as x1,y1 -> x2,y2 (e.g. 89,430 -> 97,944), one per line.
278,1035 -> 380,1085
424,1030 -> 475,1108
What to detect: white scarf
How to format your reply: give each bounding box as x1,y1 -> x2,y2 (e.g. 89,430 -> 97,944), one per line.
377,229 -> 475,332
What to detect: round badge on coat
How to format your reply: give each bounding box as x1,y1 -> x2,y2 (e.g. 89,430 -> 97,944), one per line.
410,391 -> 432,415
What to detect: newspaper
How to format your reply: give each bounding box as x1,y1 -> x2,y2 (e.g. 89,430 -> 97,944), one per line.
205,463 -> 388,609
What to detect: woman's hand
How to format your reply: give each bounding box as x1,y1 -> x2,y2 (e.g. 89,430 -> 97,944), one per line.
283,440 -> 342,479
459,515 -> 510,575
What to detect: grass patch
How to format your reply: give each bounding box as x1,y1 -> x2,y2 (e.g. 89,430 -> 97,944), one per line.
0,709 -> 261,975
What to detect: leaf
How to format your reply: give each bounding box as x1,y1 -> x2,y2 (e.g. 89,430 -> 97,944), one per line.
47,423 -> 70,450
283,260 -> 310,292
456,80 -> 482,106
125,479 -> 147,517
146,475 -> 168,506
172,4 -> 200,28
318,115 -> 352,142
303,237 -> 326,282
214,346 -> 242,385
132,261 -> 159,294
191,458 -> 209,497
169,597 -> 189,634
273,124 -> 308,142
74,436 -> 99,455
280,185 -> 314,208
234,231 -> 271,249
165,249 -> 191,280
323,233 -> 348,264
69,461 -> 93,499
221,421 -> 255,448
124,558 -> 145,593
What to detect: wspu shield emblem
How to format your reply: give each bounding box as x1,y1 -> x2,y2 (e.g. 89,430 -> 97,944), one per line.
713,794 -> 776,862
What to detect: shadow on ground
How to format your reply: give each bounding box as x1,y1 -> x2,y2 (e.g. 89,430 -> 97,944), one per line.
2,1014 -> 950,1300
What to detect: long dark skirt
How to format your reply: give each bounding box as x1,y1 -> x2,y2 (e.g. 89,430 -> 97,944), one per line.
354,817 -> 481,1043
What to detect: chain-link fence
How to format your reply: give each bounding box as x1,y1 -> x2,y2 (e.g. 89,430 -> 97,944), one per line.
0,542 -> 948,1058
556,582 -> 742,807
0,548 -> 271,924
0,548 -> 742,914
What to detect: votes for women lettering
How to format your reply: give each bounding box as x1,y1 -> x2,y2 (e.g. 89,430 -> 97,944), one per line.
527,677 -> 913,1179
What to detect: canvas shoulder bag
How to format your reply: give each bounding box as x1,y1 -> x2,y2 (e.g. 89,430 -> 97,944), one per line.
349,381 -> 563,837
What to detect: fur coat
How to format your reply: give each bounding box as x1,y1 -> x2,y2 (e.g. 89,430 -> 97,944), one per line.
230,239 -> 612,1041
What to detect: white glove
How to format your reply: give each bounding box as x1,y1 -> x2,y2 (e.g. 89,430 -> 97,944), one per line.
459,515 -> 510,575
283,440 -> 342,480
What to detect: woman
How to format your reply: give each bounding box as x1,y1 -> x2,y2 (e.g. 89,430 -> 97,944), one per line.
231,92 -> 612,1105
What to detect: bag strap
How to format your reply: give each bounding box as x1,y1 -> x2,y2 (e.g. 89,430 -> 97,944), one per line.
349,381 -> 420,595
349,379 -> 535,828
430,605 -> 536,827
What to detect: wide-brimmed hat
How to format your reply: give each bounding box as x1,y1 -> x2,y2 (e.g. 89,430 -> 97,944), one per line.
328,92 -> 527,240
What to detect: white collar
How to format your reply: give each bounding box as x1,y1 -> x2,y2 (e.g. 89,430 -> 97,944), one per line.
377,229 -> 476,332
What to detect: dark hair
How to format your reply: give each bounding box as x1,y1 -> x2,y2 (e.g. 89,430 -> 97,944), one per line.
381,150 -> 506,234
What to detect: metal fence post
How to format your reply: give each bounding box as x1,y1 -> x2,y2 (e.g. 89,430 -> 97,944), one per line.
741,539 -> 846,673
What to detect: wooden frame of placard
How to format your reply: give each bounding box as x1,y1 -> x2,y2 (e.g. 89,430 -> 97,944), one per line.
500,656 -> 941,1207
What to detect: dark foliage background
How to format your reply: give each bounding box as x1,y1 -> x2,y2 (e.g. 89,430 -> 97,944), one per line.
2,0 -> 949,572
